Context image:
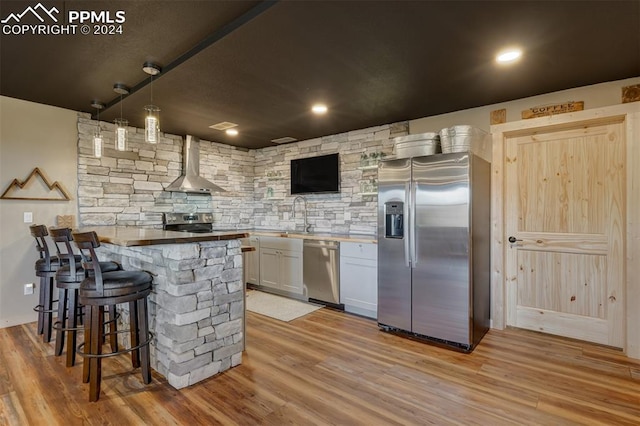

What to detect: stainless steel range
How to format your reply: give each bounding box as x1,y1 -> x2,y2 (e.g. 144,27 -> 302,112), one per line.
163,212 -> 214,233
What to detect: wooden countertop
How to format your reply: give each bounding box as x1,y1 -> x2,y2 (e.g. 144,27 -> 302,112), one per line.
77,226 -> 249,247
213,228 -> 377,244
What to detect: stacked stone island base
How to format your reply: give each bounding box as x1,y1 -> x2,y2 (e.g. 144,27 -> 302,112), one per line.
88,228 -> 245,389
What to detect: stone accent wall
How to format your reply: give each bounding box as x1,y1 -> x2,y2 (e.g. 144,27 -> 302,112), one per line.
77,113 -> 254,227
96,239 -> 244,389
253,122 -> 408,234
77,113 -> 408,234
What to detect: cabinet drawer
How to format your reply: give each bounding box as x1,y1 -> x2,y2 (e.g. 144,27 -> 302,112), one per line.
259,236 -> 302,252
340,242 -> 377,260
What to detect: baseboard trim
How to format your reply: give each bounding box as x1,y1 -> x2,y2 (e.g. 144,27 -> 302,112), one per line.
0,314 -> 37,329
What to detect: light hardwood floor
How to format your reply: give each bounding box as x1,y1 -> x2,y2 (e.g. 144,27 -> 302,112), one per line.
2,308 -> 640,425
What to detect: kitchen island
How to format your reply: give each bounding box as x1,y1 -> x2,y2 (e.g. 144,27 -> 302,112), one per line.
79,226 -> 249,389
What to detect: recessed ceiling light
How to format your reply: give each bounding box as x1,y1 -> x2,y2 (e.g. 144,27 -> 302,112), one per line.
226,129 -> 238,136
496,48 -> 522,64
311,104 -> 328,114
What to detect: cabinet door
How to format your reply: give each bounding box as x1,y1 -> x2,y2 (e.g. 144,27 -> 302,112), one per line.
246,237 -> 260,284
259,248 -> 280,289
280,250 -> 303,295
340,242 -> 378,319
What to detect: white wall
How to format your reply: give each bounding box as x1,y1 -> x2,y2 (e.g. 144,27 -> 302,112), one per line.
410,77 -> 640,134
0,96 -> 78,327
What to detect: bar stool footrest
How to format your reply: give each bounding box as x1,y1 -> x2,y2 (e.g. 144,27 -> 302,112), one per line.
76,331 -> 153,359
52,320 -> 84,332
33,301 -> 59,314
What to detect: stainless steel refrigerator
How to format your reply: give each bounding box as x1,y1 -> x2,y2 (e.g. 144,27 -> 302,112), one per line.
377,152 -> 490,351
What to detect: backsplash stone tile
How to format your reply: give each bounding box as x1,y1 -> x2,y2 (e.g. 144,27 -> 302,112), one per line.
77,112 -> 408,234
253,123 -> 407,234
77,114 -> 254,227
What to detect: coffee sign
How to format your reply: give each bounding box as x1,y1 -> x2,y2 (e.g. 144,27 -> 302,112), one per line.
522,101 -> 584,119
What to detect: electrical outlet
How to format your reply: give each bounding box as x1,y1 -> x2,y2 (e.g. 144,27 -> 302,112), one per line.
23,212 -> 33,223
24,283 -> 34,295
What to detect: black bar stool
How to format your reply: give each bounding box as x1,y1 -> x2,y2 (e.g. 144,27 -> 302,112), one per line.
29,224 -> 79,343
73,231 -> 153,402
49,227 -> 120,367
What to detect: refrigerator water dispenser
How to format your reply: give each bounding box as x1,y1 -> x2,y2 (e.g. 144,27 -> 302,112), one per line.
385,202 -> 404,238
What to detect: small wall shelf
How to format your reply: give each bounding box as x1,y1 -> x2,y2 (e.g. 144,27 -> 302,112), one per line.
265,171 -> 284,181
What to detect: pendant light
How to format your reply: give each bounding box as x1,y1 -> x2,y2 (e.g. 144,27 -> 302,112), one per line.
142,62 -> 161,144
91,101 -> 105,158
113,83 -> 130,151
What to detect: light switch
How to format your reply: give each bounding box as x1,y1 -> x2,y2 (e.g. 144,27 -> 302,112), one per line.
23,212 -> 33,223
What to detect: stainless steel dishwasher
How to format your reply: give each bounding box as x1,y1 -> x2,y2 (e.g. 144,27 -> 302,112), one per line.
303,240 -> 343,309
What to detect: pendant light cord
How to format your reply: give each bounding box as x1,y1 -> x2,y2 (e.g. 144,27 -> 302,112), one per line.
96,106 -> 100,135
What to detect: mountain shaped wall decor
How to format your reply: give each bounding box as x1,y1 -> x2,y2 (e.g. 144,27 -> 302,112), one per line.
1,167 -> 71,201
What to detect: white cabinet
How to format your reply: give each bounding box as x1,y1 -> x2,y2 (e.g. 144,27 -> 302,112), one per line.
278,250 -> 303,294
259,247 -> 280,288
243,236 -> 260,285
259,237 -> 303,295
340,242 -> 378,319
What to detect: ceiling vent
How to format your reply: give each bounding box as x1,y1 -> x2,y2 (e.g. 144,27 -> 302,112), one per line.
270,136 -> 298,144
209,121 -> 238,130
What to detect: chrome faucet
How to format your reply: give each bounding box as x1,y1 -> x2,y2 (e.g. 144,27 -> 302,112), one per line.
293,196 -> 310,233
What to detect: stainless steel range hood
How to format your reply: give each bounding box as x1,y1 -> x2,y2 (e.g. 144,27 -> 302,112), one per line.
165,135 -> 226,194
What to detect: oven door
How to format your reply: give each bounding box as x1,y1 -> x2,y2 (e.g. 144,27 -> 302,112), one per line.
164,223 -> 213,233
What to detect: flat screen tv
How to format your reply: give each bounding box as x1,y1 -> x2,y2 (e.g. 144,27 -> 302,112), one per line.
290,153 -> 340,195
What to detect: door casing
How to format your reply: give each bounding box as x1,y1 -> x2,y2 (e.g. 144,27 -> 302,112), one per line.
490,103 -> 640,358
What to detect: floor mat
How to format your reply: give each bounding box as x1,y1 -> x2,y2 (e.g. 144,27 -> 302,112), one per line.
246,290 -> 323,322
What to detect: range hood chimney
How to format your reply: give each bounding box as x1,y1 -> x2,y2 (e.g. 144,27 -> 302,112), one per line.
164,135 -> 226,193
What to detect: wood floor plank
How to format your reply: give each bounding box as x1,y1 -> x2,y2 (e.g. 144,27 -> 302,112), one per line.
536,395 -> 640,426
2,306 -> 640,425
0,391 -> 29,426
483,331 -> 636,382
479,361 -> 640,422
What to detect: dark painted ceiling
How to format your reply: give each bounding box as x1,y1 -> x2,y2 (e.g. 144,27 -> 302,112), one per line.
1,1 -> 639,150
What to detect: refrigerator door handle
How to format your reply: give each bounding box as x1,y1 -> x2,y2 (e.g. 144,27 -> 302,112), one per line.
404,182 -> 411,268
410,180 -> 417,268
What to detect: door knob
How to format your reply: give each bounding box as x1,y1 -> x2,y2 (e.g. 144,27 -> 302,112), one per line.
508,236 -> 523,243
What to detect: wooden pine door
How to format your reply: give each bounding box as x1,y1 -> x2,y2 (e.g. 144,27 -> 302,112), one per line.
504,118 -> 625,347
